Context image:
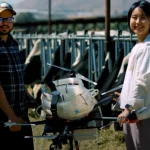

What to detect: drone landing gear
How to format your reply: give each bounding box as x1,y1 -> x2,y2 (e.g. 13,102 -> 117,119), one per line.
49,140 -> 62,150
49,136 -> 79,150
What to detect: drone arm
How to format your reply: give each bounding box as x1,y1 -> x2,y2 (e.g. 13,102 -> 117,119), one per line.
94,95 -> 115,108
61,125 -> 69,137
101,85 -> 123,96
29,120 -> 47,125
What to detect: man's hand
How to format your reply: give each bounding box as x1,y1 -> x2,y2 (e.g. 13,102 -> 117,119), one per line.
8,115 -> 24,132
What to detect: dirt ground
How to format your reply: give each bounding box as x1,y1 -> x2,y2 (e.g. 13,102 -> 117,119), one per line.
29,113 -> 126,150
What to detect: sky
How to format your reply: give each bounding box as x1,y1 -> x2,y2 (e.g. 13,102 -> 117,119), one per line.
3,0 -> 23,5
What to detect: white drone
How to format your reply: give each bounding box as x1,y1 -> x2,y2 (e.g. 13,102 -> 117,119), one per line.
3,64 -> 126,150
38,63 -> 99,120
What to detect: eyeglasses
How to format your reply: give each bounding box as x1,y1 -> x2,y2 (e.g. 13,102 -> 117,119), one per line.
0,2 -> 13,9
0,17 -> 14,23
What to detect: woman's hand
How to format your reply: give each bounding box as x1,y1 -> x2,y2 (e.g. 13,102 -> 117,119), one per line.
112,91 -> 120,102
117,109 -> 129,123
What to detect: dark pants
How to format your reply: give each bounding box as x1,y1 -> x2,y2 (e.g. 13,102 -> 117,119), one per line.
123,118 -> 150,150
0,110 -> 34,150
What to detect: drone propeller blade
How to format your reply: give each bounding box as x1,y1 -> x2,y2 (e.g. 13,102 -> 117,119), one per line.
47,63 -> 71,72
3,120 -> 46,127
76,73 -> 97,85
4,122 -> 36,127
25,134 -> 58,139
47,63 -> 97,85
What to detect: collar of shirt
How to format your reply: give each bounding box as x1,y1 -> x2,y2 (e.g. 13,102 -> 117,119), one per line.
0,34 -> 18,46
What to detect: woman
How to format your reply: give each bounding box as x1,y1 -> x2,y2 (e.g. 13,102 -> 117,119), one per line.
117,0 -> 150,150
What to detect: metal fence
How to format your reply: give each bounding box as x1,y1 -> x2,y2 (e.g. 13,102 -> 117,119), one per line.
12,31 -> 137,87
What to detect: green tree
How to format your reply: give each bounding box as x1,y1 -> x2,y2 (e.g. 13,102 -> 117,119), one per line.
15,13 -> 37,23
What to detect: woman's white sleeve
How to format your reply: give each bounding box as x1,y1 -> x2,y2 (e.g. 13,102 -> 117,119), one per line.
128,46 -> 150,120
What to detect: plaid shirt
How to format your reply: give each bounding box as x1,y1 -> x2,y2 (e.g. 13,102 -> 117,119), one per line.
0,34 -> 27,115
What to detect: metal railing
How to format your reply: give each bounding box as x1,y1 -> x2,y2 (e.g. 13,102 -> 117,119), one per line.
13,31 -> 137,87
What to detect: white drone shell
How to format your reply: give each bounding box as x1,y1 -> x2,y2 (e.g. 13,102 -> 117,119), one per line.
41,78 -> 99,120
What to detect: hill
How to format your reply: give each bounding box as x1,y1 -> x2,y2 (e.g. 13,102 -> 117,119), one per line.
13,0 -> 150,18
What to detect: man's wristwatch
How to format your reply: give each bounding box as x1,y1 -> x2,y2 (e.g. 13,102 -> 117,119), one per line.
125,104 -> 134,112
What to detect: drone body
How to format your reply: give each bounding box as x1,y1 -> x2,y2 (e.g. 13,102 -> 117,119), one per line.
40,77 -> 99,120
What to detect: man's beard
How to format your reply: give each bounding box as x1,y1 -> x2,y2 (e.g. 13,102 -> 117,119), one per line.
0,26 -> 13,35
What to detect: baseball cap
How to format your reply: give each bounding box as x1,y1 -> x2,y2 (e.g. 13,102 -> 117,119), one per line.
0,2 -> 16,15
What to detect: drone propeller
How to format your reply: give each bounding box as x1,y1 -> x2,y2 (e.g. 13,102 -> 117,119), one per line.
4,122 -> 36,127
47,63 -> 97,85
25,134 -> 58,140
3,120 -> 46,127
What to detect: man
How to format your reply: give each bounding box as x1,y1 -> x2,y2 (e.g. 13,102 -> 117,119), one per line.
0,2 -> 34,150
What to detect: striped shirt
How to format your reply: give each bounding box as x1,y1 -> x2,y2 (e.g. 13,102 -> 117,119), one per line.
0,34 -> 27,115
